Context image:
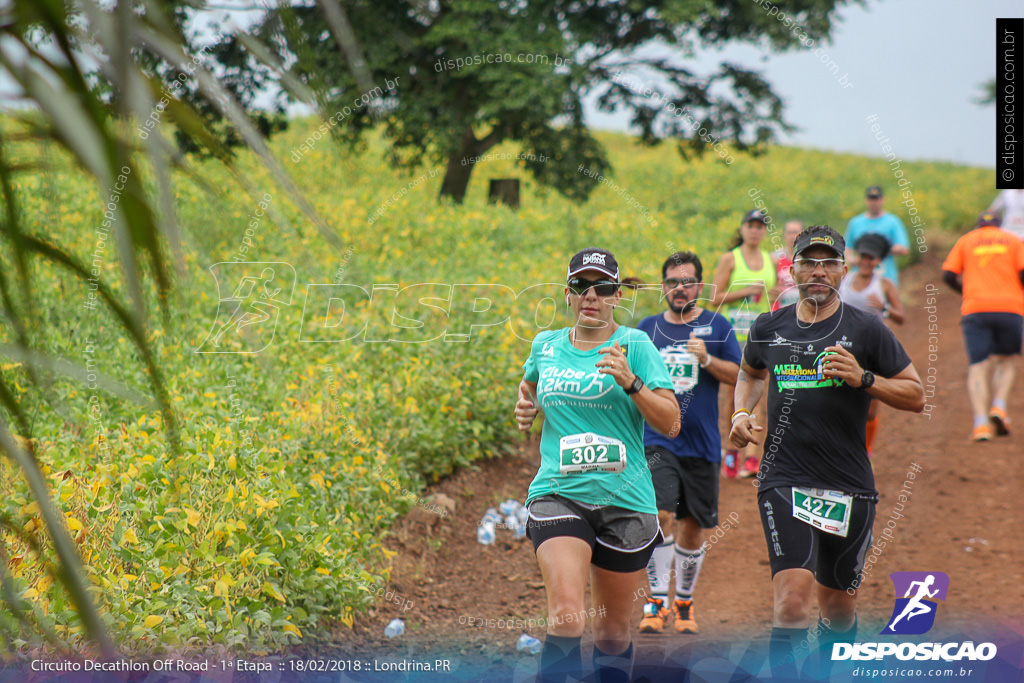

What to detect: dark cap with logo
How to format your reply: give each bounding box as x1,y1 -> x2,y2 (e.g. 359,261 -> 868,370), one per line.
567,247 -> 619,281
854,232 -> 891,260
743,209 -> 768,224
977,211 -> 1001,227
865,185 -> 884,199
793,226 -> 846,258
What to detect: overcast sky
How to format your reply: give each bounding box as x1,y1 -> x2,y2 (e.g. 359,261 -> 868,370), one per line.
585,0 -> 1019,168
2,0 -> 1016,169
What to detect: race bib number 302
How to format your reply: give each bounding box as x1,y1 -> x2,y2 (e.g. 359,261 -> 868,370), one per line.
558,433 -> 626,474
791,487 -> 852,537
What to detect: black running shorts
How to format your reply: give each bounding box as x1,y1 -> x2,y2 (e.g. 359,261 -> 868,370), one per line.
526,495 -> 663,573
757,486 -> 875,591
646,446 -> 719,528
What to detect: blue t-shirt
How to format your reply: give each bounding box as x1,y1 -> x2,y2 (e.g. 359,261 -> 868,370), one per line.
522,326 -> 674,513
637,310 -> 741,463
845,213 -> 910,285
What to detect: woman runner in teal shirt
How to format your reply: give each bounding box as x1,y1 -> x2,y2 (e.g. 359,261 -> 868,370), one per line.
514,247 -> 679,683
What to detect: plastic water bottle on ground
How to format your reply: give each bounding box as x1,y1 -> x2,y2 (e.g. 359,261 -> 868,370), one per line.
516,633 -> 542,655
384,618 -> 405,638
483,508 -> 503,526
499,499 -> 523,517
506,515 -> 526,540
477,520 -> 496,545
515,505 -> 530,525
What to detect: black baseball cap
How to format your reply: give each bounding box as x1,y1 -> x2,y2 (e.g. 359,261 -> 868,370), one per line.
854,233 -> 891,259
567,247 -> 619,281
977,211 -> 1001,227
793,226 -> 846,258
865,185 -> 884,199
743,209 -> 768,224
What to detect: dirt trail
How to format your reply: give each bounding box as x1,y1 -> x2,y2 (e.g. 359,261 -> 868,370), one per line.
328,249 -> 1023,679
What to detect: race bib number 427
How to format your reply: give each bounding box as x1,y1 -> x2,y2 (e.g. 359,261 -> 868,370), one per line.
791,487 -> 852,537
558,433 -> 626,474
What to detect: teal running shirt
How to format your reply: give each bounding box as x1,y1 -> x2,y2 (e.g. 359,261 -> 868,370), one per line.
522,326 -> 673,514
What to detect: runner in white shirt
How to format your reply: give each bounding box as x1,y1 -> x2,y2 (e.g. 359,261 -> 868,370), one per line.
988,189 -> 1024,241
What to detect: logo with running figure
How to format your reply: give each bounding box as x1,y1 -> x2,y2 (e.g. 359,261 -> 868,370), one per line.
196,262 -> 296,354
881,571 -> 949,635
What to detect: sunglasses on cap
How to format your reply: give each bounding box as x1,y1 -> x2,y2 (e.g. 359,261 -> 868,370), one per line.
567,277 -> 619,296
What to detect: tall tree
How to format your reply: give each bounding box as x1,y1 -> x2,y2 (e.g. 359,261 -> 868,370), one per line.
211,0 -> 860,203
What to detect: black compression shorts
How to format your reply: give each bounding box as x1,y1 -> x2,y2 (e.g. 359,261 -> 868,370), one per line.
757,486 -> 875,591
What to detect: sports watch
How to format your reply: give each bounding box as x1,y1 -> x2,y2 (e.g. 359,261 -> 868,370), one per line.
625,375 -> 645,395
858,370 -> 875,390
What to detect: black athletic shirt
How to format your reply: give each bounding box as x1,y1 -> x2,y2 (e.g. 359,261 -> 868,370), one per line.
743,303 -> 912,496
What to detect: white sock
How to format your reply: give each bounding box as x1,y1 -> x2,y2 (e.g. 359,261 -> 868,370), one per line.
674,544 -> 706,600
645,534 -> 674,601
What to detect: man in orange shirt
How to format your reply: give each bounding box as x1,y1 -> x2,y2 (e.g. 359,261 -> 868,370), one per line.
942,212 -> 1024,441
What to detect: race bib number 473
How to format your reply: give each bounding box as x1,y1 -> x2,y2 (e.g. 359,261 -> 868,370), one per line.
558,433 -> 626,474
662,346 -> 699,394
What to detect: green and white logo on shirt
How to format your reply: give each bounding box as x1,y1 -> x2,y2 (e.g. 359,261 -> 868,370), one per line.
772,352 -> 845,391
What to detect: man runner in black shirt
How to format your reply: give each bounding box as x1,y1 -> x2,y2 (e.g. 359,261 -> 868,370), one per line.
729,225 -> 925,679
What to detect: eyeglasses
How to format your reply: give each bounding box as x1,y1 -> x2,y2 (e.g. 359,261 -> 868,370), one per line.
663,277 -> 700,289
793,257 -> 844,272
567,277 -> 619,296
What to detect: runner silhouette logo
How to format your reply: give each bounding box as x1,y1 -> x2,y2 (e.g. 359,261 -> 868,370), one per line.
880,571 -> 949,635
196,262 -> 296,354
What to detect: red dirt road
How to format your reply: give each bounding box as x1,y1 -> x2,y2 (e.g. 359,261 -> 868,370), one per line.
330,250 -> 1023,679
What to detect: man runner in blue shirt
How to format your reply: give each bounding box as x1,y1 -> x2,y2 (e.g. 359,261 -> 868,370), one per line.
635,251 -> 742,635
845,186 -> 910,286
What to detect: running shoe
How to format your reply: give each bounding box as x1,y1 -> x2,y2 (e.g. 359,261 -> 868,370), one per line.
673,599 -> 698,634
989,407 -> 1011,436
722,451 -> 738,479
638,597 -> 669,634
971,425 -> 993,442
739,456 -> 760,478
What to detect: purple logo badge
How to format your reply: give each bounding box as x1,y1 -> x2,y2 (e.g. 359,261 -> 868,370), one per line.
880,571 -> 949,635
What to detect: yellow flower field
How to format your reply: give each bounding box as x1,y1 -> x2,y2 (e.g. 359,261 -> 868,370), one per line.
0,119 -> 992,651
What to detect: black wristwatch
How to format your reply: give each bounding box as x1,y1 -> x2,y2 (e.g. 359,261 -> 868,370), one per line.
858,370 -> 875,390
625,375 -> 645,395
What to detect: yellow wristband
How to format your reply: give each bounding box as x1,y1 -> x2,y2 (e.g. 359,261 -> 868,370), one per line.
731,409 -> 751,423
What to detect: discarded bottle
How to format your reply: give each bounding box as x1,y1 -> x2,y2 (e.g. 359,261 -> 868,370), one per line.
499,499 -> 522,517
502,515 -> 523,539
516,633 -> 542,655
384,619 -> 405,638
477,521 -> 496,545
483,508 -> 503,526
515,506 -> 530,525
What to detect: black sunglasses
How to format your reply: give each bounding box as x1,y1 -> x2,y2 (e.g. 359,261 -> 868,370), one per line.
567,277 -> 619,297
663,277 -> 700,289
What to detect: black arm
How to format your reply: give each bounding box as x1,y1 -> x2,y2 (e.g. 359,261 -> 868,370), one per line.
942,270 -> 963,294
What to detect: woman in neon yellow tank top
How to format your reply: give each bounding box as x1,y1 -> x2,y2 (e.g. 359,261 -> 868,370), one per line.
711,210 -> 778,345
711,209 -> 777,479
